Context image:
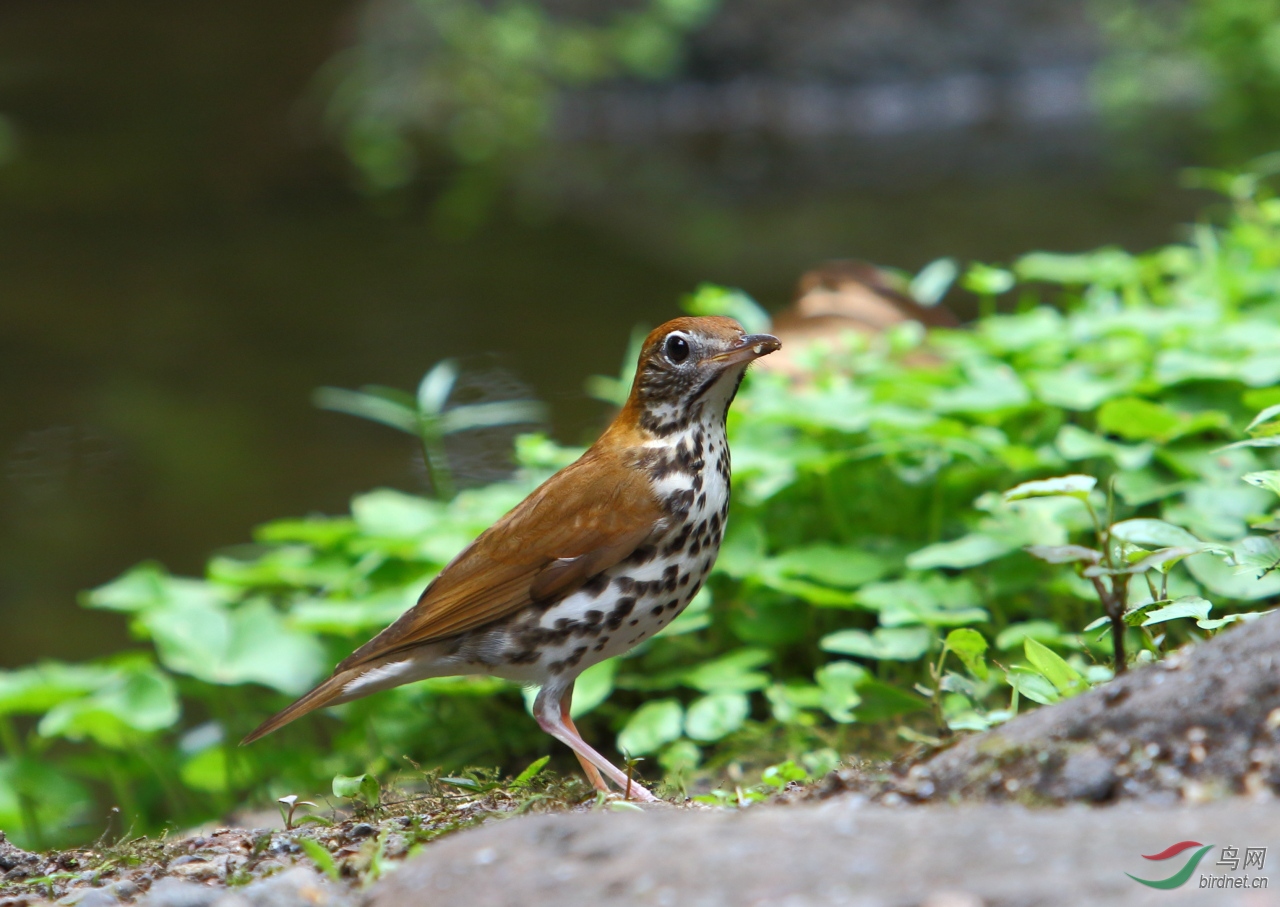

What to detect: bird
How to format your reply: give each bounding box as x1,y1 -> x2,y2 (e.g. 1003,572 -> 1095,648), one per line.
242,316 -> 780,802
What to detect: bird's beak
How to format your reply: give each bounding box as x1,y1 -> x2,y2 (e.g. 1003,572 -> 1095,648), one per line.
709,333 -> 782,367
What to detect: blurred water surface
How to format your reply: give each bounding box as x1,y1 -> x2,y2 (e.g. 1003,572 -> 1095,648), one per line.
0,0 -> 1203,666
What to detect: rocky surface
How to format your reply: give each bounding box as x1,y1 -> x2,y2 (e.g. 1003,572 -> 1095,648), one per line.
825,615 -> 1280,807
369,798 -> 1280,907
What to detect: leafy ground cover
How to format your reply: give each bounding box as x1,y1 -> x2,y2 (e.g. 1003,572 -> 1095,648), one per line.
5,162 -> 1280,855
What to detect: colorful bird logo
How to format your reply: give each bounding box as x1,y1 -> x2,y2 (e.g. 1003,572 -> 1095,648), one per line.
1127,841 -> 1215,889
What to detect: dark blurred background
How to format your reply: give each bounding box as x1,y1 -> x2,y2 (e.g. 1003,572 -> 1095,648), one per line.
0,0 -> 1266,667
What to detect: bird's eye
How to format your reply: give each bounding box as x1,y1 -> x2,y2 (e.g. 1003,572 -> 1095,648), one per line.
664,334 -> 690,364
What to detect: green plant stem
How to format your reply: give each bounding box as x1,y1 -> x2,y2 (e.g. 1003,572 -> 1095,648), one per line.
928,647 -> 951,736
418,418 -> 456,501
1089,575 -> 1127,675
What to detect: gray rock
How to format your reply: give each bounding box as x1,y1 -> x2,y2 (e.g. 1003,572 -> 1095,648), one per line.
232,868 -> 352,907
56,889 -> 120,907
138,879 -> 220,907
0,830 -> 41,876
369,798 -> 1280,907
888,614 -> 1280,804
137,868 -> 352,907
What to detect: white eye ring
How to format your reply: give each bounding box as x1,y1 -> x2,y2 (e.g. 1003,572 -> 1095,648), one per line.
664,333 -> 691,364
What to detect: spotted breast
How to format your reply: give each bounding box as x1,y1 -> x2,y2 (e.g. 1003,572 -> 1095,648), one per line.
242,316 -> 779,802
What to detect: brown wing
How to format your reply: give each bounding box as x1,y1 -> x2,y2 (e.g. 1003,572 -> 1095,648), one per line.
335,446 -> 664,672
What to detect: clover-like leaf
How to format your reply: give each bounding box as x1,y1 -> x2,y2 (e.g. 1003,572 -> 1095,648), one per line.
616,699 -> 684,756
684,692 -> 750,742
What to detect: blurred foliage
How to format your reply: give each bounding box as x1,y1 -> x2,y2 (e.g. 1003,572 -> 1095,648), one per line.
314,359 -> 547,500
1094,0 -> 1280,150
8,163 -> 1280,848
326,0 -> 719,226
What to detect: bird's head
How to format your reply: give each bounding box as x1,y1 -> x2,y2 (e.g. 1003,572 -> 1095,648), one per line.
618,316 -> 780,437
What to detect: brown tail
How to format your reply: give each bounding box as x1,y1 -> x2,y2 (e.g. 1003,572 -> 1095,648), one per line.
240,668 -> 359,745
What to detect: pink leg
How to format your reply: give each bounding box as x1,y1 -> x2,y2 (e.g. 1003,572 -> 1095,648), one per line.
534,687 -> 658,803
560,686 -> 609,794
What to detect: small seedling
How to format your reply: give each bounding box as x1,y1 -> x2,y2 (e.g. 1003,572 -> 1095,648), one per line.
276,795 -> 318,831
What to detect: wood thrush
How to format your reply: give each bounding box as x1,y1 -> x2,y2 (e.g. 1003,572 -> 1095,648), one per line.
243,316 -> 780,801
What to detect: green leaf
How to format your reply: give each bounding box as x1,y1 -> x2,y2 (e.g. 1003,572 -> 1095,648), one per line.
682,648 -> 771,694
931,362 -> 1030,414
855,577 -> 987,628
1243,470 -> 1280,496
300,838 -> 340,882
616,699 -> 684,756
684,692 -> 750,742
907,533 -> 1015,570
1113,469 -> 1186,506
416,360 -> 458,415
312,387 -> 418,434
180,748 -> 230,795
1246,403 -> 1280,435
910,258 -> 958,305
0,662 -> 118,717
962,263 -> 1015,295
37,664 -> 180,749
1014,248 -> 1138,286
819,626 -> 933,661
760,760 -> 809,789
332,773 -> 379,807
511,756 -> 550,788
1023,544 -> 1101,564
658,739 -> 702,775
568,659 -> 616,718
715,520 -> 766,579
995,620 -> 1067,651
1109,519 -> 1203,550
852,679 -> 929,721
764,682 -> 823,724
944,629 -> 989,680
1003,474 -> 1096,502
438,400 -> 547,434
1198,611 -> 1270,631
814,661 -> 865,723
1023,639 -> 1083,695
767,545 -> 890,589
1055,425 -> 1153,470
1028,365 -> 1132,411
1141,596 -> 1212,626
0,758 -> 91,851
144,598 -> 326,695
1005,667 -> 1059,705
681,283 -> 771,333
1186,549 -> 1280,600
350,489 -> 443,538
1097,398 -> 1228,443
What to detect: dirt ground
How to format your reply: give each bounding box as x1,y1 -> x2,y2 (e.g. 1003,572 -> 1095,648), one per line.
3,616 -> 1279,907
